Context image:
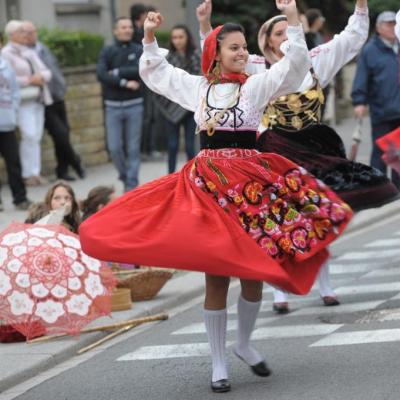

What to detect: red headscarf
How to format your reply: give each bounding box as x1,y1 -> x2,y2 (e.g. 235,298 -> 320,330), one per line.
202,25 -> 248,84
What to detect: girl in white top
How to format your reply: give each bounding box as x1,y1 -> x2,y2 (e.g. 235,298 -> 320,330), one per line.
80,1 -> 353,393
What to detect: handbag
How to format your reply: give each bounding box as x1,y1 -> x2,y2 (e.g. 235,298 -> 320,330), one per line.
20,85 -> 41,102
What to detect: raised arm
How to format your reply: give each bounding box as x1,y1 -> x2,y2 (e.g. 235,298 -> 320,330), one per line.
310,0 -> 369,88
140,12 -> 204,112
246,0 -> 311,112
395,10 -> 400,42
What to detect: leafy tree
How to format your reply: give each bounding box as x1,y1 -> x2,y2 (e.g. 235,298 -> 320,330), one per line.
211,0 -> 399,53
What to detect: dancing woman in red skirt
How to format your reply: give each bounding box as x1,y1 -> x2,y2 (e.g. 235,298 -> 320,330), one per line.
80,1 -> 352,392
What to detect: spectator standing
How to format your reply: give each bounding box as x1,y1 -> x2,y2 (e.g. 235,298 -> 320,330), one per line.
0,32 -> 31,211
2,20 -> 52,187
97,17 -> 144,191
304,8 -> 325,49
130,3 -> 148,44
23,21 -> 85,182
352,11 -> 400,189
153,25 -> 200,173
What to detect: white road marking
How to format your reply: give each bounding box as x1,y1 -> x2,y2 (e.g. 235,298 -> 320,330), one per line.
310,329 -> 400,347
335,282 -> 400,296
363,268 -> 400,278
335,249 -> 400,261
171,317 -> 277,335
251,324 -> 342,340
365,238 -> 400,248
329,263 -> 375,274
117,342 -> 233,361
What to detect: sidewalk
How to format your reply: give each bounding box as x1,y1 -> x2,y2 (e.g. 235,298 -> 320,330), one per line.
1,117 -> 400,394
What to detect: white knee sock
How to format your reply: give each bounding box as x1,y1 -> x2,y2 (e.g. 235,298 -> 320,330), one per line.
234,295 -> 264,366
204,308 -> 228,382
273,288 -> 289,303
318,261 -> 336,297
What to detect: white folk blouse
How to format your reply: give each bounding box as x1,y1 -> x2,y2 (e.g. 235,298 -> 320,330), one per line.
140,25 -> 311,133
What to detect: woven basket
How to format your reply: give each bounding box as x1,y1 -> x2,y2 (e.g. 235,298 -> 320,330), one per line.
115,268 -> 174,301
111,288 -> 132,312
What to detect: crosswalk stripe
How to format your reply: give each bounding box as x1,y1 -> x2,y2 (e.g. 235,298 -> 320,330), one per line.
335,282 -> 400,296
329,263 -> 374,274
363,268 -> 400,278
310,329 -> 400,347
252,324 -> 342,340
365,238 -> 400,248
116,342 -> 232,361
171,317 -> 277,335
289,300 -> 385,317
335,249 -> 400,261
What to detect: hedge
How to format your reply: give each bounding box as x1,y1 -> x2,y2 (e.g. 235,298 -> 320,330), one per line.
38,28 -> 104,67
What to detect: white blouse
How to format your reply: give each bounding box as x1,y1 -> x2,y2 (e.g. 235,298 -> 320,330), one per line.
223,7 -> 369,91
140,25 -> 311,132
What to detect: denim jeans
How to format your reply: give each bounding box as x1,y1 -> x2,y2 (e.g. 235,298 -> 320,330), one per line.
371,118 -> 400,189
164,113 -> 196,173
105,102 -> 143,190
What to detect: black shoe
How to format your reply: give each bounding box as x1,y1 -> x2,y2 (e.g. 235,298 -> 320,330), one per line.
211,379 -> 231,393
57,174 -> 76,182
272,302 -> 290,314
234,349 -> 272,377
0,199 -> 4,212
250,361 -> 272,377
75,159 -> 86,179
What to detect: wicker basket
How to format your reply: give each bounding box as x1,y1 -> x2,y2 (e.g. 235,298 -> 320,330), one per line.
115,268 -> 174,301
111,288 -> 132,312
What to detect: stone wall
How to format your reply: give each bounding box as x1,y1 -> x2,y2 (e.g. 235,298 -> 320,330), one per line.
0,65 -> 108,182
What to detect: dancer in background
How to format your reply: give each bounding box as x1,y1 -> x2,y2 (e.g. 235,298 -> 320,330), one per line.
197,0 -> 399,314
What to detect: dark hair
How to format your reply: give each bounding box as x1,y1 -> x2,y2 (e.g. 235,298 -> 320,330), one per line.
0,32 -> 3,45
81,185 -> 115,222
44,182 -> 81,233
130,3 -> 147,21
114,16 -> 132,28
217,23 -> 245,44
169,24 -> 196,56
305,8 -> 323,28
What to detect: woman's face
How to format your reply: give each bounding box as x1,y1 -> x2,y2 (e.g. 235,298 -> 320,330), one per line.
51,186 -> 72,214
171,28 -> 188,52
267,20 -> 288,58
216,31 -> 249,74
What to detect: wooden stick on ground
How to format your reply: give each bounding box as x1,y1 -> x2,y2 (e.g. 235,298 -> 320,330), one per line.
27,313 -> 169,344
77,323 -> 139,354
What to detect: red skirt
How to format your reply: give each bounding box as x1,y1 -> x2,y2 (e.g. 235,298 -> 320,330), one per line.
80,149 -> 352,295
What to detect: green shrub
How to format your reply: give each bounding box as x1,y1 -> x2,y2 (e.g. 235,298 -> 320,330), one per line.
155,30 -> 170,48
38,28 -> 104,67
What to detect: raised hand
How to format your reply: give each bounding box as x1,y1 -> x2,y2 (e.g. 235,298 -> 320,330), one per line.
144,11 -> 164,33
275,0 -> 296,14
196,0 -> 212,23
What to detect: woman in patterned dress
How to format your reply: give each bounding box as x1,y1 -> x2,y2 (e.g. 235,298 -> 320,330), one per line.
80,1 -> 352,392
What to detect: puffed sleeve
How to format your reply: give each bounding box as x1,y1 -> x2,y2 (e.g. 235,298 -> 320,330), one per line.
139,40 -> 205,112
244,25 -> 311,113
310,7 -> 369,88
395,10 -> 400,42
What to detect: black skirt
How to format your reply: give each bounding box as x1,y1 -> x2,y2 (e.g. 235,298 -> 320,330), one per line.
257,124 -> 399,211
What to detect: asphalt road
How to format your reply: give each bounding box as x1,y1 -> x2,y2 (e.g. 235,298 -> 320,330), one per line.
5,214 -> 400,400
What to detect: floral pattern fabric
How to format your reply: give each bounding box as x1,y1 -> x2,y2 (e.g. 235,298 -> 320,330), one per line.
190,149 -> 351,263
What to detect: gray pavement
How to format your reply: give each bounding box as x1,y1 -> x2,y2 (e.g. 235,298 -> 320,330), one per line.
1,116 -> 399,394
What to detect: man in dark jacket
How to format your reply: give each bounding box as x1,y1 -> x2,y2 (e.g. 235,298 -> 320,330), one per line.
352,11 -> 400,189
23,21 -> 85,181
97,17 -> 143,191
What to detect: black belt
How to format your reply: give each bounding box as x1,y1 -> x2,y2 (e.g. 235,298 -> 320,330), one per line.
200,130 -> 257,150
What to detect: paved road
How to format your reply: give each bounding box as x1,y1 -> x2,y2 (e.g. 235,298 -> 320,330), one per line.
3,213 -> 400,400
